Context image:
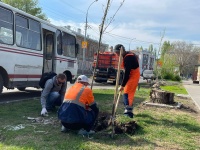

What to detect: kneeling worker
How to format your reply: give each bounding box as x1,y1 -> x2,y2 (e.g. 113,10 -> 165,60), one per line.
58,75 -> 99,135
41,73 -> 67,116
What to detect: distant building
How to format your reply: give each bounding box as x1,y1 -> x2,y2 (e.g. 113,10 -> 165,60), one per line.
131,49 -> 156,73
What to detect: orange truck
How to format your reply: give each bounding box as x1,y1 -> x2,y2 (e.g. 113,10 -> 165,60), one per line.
92,51 -> 124,84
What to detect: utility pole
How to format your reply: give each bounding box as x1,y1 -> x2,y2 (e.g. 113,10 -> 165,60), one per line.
91,0 -> 111,89
82,0 -> 98,74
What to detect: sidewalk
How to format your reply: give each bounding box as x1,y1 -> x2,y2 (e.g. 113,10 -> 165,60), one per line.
182,80 -> 200,110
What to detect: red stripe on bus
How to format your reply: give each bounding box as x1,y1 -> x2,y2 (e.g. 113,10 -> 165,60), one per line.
9,74 -> 75,79
0,48 -> 43,57
0,45 -> 43,57
8,74 -> 41,78
0,46 -> 77,63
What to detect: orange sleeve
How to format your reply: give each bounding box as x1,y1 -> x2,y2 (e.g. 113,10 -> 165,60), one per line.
79,87 -> 94,105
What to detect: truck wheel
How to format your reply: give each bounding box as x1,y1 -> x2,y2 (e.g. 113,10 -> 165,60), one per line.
17,87 -> 26,91
0,74 -> 3,94
112,81 -> 116,85
119,72 -> 124,85
95,79 -> 103,83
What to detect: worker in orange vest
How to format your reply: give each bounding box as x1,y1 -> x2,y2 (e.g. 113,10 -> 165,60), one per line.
114,44 -> 140,118
58,75 -> 99,135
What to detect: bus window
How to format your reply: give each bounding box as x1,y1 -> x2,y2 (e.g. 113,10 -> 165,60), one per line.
16,15 -> 29,48
29,19 -> 41,50
46,34 -> 53,60
0,6 -> 13,45
56,30 -> 62,55
16,14 -> 41,50
29,19 -> 40,32
62,32 -> 76,58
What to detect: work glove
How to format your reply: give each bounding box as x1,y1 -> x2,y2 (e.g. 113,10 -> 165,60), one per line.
41,108 -> 48,116
119,86 -> 124,92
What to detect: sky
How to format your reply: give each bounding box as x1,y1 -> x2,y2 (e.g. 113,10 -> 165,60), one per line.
38,0 -> 200,50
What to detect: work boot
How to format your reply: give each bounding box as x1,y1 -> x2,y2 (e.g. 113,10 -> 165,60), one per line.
124,112 -> 134,118
78,128 -> 95,135
61,125 -> 68,133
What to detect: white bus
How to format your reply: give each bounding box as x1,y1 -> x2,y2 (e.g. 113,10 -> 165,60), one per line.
0,2 -> 79,93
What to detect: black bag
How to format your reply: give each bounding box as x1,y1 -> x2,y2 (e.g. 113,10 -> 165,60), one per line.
39,72 -> 57,88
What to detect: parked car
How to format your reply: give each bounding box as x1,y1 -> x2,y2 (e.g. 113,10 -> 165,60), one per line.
142,70 -> 156,80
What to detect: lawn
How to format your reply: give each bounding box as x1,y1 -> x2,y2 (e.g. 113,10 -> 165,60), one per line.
160,81 -> 188,95
0,82 -> 200,150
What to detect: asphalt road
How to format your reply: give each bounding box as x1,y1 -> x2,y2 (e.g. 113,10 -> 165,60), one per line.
0,77 -> 144,103
0,80 -> 115,103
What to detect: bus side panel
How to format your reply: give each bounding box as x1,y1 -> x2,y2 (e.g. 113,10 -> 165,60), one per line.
0,44 -> 43,88
54,57 -> 78,81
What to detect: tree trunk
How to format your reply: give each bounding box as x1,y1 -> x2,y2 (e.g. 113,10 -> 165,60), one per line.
150,89 -> 174,104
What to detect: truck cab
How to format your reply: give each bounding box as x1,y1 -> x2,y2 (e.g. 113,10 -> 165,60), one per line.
92,51 -> 124,84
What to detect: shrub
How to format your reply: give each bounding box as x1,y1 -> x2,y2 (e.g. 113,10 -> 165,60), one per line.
162,72 -> 181,82
173,75 -> 181,81
163,72 -> 174,80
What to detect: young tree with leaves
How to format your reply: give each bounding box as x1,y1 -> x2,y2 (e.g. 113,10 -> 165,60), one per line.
148,44 -> 153,53
161,41 -> 171,59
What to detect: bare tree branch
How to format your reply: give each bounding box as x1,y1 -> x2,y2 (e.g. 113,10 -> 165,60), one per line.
103,0 -> 125,33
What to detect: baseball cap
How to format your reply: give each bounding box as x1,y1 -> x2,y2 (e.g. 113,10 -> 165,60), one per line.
114,44 -> 125,52
77,75 -> 89,84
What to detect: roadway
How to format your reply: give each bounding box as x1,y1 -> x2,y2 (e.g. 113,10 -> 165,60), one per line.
0,77 -> 144,103
0,80 -> 116,103
182,80 -> 200,110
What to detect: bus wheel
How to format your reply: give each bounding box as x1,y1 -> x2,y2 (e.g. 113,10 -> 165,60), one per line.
0,74 -> 3,94
17,87 -> 26,91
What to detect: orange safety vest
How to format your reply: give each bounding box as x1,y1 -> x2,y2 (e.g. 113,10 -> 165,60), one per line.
64,82 -> 95,109
122,53 -> 140,106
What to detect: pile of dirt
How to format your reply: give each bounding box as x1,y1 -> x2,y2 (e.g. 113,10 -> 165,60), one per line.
94,112 -> 111,132
114,121 -> 137,135
94,112 -> 138,135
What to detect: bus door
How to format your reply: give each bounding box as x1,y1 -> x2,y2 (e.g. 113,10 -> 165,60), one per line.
43,29 -> 54,73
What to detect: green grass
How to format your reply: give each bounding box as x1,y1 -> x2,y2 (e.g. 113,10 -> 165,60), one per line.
0,81 -> 199,150
160,84 -> 188,95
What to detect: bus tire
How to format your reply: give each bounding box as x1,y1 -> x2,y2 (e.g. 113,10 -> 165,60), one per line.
17,87 -> 26,91
0,74 -> 3,94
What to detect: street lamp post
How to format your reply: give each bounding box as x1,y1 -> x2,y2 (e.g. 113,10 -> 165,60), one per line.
129,38 -> 135,51
82,0 -> 98,74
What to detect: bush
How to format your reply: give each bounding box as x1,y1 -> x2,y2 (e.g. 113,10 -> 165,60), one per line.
173,75 -> 181,81
163,72 -> 174,80
163,72 -> 181,82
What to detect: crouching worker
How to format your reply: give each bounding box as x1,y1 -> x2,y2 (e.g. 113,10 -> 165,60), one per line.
58,75 -> 99,135
41,73 -> 67,116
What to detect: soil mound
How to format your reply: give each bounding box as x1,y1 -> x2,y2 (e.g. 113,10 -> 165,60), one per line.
94,112 -> 138,135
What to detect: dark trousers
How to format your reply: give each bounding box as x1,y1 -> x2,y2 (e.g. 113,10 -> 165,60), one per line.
61,121 -> 91,132
46,92 -> 62,110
